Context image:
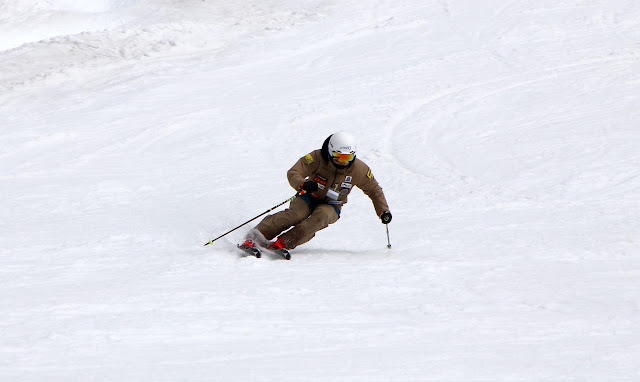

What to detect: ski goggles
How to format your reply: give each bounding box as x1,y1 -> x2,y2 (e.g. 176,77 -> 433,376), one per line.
331,151 -> 355,163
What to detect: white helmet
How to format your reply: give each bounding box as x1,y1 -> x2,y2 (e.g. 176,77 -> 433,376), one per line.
328,131 -> 357,164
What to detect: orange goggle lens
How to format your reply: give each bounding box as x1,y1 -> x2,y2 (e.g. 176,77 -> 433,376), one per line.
332,152 -> 355,163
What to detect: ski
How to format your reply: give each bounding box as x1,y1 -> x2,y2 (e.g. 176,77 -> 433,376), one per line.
274,248 -> 291,260
237,243 -> 262,258
259,246 -> 292,260
236,242 -> 290,260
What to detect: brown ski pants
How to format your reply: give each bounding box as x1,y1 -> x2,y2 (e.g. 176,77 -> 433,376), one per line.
254,196 -> 340,249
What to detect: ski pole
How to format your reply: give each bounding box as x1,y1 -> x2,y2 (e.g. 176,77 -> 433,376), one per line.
204,194 -> 297,246
385,224 -> 392,249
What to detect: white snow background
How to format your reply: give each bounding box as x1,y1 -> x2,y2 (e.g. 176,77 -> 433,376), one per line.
2,0 -> 640,380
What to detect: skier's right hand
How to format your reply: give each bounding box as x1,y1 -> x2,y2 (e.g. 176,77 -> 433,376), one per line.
299,180 -> 319,194
380,211 -> 392,224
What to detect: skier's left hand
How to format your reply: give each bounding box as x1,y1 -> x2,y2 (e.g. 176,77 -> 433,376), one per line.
380,211 -> 392,224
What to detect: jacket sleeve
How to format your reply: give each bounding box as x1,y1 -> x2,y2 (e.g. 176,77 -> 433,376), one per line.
287,151 -> 320,190
355,162 -> 390,216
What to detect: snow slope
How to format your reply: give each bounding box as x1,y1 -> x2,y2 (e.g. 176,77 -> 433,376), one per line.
1,0 -> 640,380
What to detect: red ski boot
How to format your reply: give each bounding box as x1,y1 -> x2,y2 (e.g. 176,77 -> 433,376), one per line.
237,239 -> 261,258
268,237 -> 291,260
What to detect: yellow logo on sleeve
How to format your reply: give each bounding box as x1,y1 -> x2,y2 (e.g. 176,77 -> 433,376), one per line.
304,154 -> 314,164
367,169 -> 373,179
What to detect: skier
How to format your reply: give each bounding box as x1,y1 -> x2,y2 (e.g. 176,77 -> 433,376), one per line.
241,131 -> 392,253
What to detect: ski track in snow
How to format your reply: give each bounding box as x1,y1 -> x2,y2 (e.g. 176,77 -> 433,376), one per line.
1,0 -> 640,381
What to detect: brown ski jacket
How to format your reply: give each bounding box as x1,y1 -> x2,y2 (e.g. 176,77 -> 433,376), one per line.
287,138 -> 389,217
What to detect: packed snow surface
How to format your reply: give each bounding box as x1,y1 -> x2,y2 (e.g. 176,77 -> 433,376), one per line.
1,0 -> 640,380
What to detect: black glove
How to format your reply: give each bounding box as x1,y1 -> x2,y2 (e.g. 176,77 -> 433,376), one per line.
380,211 -> 392,224
299,180 -> 319,193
